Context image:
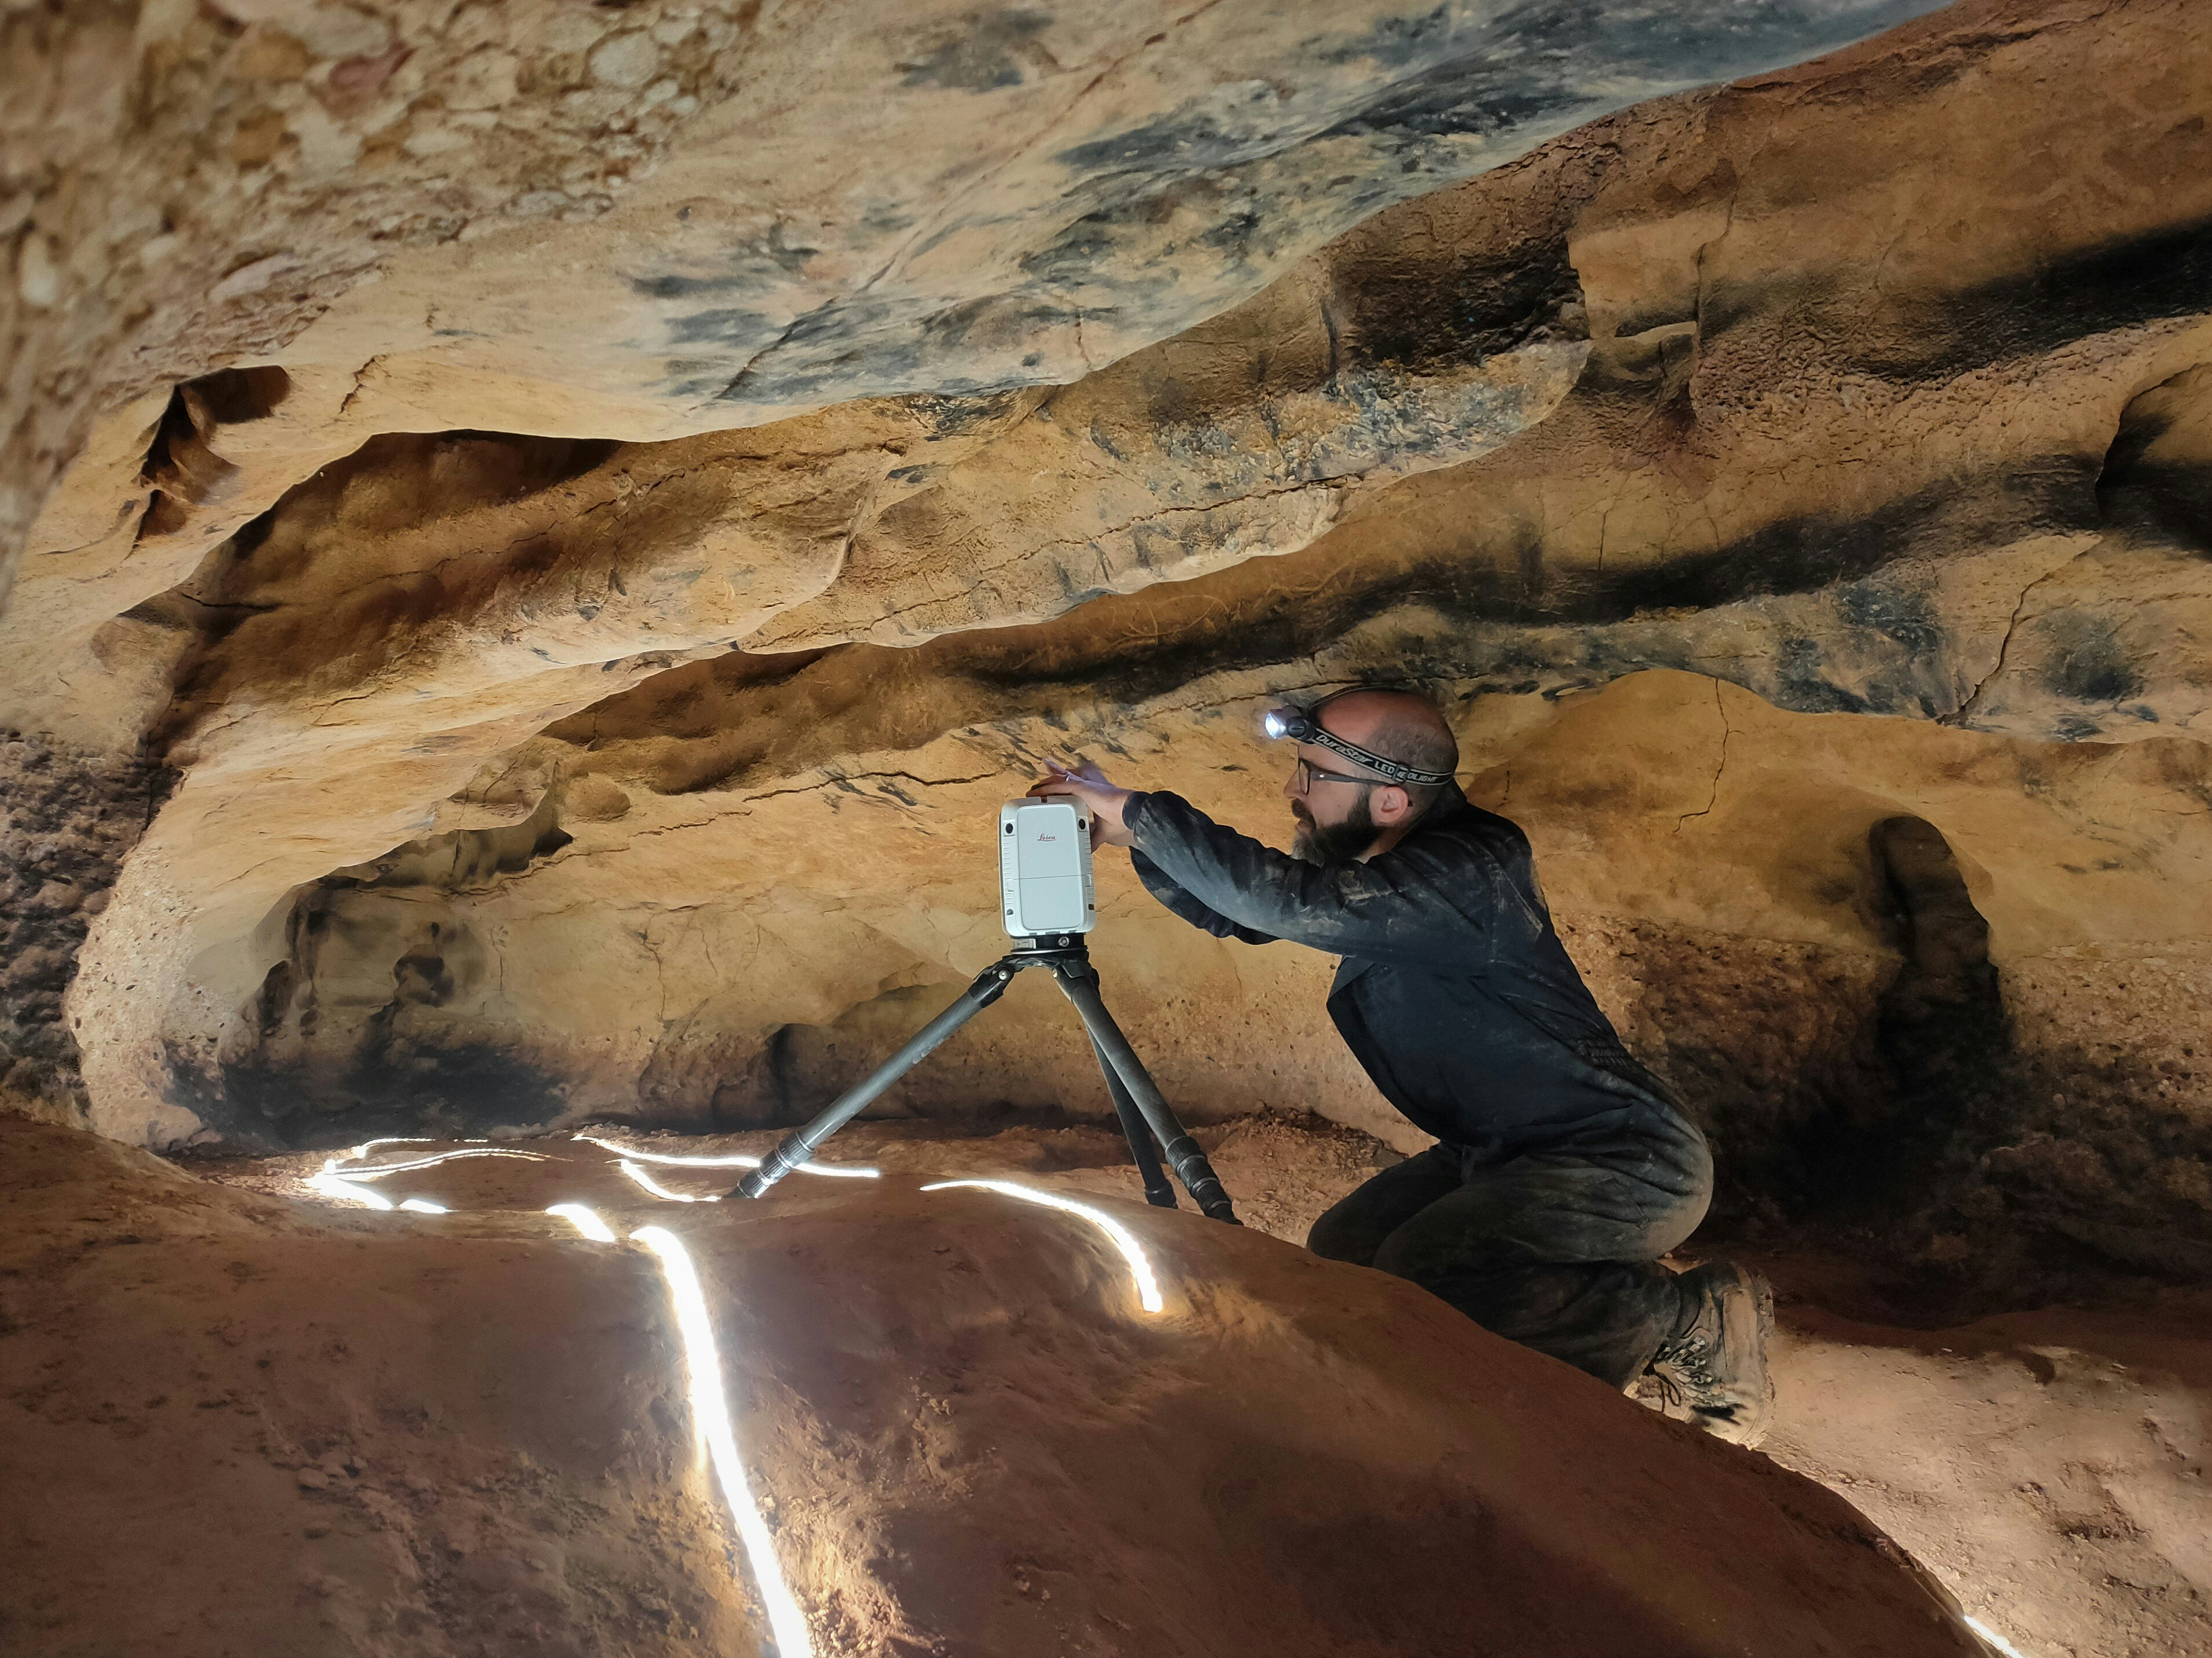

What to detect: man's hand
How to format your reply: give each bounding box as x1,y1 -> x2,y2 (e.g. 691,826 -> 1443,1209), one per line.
1029,759 -> 1137,848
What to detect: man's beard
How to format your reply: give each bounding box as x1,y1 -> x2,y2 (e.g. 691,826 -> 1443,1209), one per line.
1292,792 -> 1378,864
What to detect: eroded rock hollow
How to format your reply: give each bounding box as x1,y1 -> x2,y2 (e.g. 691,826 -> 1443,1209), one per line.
5,1 -> 2211,1655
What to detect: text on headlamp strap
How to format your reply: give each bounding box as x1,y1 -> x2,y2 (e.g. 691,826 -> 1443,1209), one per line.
1266,709 -> 1454,788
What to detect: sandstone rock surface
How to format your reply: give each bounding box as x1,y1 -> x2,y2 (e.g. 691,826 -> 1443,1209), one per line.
0,0 -> 2209,1605
5,0 -> 1940,597
13,0 -> 2206,1299
0,1110 -> 1994,1658
9,2 -> 2212,1653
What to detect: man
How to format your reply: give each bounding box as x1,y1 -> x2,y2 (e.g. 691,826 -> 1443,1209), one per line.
1034,686 -> 1772,1443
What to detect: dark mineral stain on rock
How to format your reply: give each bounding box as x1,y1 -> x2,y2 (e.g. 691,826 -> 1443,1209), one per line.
182,1039 -> 568,1152
895,9 -> 1058,93
2040,610 -> 2144,706
2098,363 -> 2212,556
1836,582 -> 1943,653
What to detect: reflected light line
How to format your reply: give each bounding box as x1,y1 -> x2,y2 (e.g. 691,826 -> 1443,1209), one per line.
621,1161 -> 723,1204
575,1133 -> 878,1180
305,1165 -> 395,1210
921,1179 -> 1164,1313
576,1133 -> 753,1168
334,1148 -> 552,1179
1966,1616 -> 2034,1658
548,1203 -> 620,1242
349,1136 -> 436,1159
633,1225 -> 813,1658
293,1190 -> 814,1654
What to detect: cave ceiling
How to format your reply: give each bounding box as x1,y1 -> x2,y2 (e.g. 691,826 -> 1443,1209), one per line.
0,0 -> 2208,1301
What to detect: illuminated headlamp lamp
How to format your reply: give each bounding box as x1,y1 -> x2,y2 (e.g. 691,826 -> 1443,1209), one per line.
1262,699 -> 1454,788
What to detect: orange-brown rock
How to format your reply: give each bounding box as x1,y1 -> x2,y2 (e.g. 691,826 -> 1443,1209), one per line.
10,3 -> 2212,1655
10,0 -> 2203,1295
0,1111 -> 1997,1658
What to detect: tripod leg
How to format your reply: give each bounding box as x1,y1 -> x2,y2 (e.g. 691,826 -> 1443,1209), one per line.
1053,964 -> 1240,1225
1089,1035 -> 1177,1209
733,958 -> 1018,1199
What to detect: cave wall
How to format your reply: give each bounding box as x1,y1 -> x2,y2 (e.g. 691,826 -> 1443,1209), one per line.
173,658 -> 2212,1295
2,2 -> 2210,1294
0,734 -> 172,1117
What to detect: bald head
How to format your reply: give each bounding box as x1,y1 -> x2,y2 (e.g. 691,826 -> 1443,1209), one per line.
1318,688 -> 1459,786
1279,686 -> 1458,862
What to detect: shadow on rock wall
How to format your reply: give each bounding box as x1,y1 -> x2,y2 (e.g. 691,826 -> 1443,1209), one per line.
169,792 -> 575,1148
1625,810 -> 2212,1312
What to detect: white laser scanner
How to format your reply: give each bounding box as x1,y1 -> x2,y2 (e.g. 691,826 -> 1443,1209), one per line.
998,798 -> 1095,937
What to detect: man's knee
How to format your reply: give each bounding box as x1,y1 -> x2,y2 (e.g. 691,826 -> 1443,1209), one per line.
1641,1111 -> 1716,1255
1306,1146 -> 1465,1267
1369,1220 -> 1518,1294
1306,1202 -> 1380,1266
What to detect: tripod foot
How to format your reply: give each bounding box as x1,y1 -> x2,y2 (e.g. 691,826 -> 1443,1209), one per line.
1053,959 -> 1240,1226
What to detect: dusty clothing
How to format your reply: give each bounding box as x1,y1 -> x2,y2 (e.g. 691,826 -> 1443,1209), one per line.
1125,786 -> 1683,1156
1305,1117 -> 1710,1387
1125,784 -> 1712,1383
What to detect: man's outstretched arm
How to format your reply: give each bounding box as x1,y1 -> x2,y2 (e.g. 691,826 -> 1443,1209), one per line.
1027,758 -> 1491,967
1030,760 -> 1277,945
1129,848 -> 1280,946
1122,790 -> 1495,972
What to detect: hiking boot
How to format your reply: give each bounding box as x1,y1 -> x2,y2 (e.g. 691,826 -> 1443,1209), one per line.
1643,1261 -> 1774,1447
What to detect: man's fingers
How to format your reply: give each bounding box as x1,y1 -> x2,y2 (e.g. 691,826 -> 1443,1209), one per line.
1032,758 -> 1117,805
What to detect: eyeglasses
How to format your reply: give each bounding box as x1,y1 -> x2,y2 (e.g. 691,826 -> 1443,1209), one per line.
1289,756 -> 1382,795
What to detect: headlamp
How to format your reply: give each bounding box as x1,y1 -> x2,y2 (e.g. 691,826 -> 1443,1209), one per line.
1260,696 -> 1454,789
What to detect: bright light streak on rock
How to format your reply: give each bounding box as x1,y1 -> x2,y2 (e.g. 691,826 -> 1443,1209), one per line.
576,1133 -> 751,1166
349,1136 -> 436,1159
921,1179 -> 1165,1313
632,1225 -> 814,1658
397,1198 -> 448,1214
575,1133 -> 878,1179
548,1203 -> 619,1242
334,1148 -> 552,1179
784,1159 -> 878,1180
305,1165 -> 396,1210
1967,1616 -> 2034,1658
620,1161 -> 724,1203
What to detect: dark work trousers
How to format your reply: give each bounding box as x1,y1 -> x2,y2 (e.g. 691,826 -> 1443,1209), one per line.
1307,1110 -> 1715,1389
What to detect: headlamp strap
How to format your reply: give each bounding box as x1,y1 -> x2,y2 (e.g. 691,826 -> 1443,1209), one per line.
1301,725 -> 1452,788
1267,692 -> 1455,786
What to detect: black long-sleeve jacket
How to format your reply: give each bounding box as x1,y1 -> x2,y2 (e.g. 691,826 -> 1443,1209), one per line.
1125,785 -> 1686,1160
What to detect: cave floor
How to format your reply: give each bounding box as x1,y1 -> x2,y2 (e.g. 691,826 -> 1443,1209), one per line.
34,1112 -> 2212,1657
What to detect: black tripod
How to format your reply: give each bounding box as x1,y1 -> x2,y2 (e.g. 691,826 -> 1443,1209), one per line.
733,932 -> 1238,1223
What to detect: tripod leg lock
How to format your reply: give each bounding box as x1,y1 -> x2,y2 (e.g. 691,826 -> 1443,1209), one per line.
733,1138 -> 807,1201
1161,1135 -> 1240,1225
